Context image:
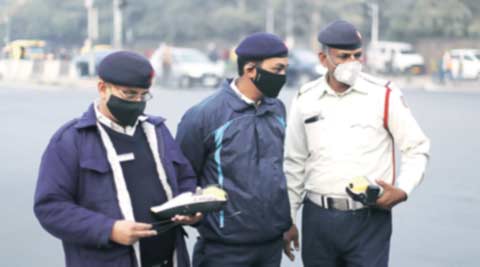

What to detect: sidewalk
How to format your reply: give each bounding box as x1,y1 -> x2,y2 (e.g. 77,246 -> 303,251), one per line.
0,77 -> 97,91
379,74 -> 480,93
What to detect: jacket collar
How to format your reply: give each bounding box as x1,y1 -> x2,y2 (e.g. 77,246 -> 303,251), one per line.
230,78 -> 257,106
75,103 -> 166,130
221,78 -> 277,113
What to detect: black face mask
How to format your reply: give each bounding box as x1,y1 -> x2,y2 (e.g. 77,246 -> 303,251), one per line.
107,95 -> 146,126
251,67 -> 286,98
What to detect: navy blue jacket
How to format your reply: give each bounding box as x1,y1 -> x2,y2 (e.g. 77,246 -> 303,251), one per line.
34,104 -> 196,267
176,80 -> 292,244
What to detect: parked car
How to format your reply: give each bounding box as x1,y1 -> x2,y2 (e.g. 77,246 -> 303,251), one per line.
150,46 -> 224,88
366,41 -> 425,75
71,49 -> 116,77
286,49 -> 326,87
442,49 -> 480,80
71,45 -> 116,77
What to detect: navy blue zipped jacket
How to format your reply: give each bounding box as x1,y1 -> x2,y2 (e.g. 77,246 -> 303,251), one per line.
34,104 -> 195,267
176,79 -> 292,244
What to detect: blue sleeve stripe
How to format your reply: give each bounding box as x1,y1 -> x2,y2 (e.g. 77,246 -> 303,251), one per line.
276,116 -> 286,128
213,120 -> 233,228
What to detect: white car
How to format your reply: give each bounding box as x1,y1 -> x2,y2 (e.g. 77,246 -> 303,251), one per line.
150,46 -> 224,88
366,41 -> 425,74
443,49 -> 480,80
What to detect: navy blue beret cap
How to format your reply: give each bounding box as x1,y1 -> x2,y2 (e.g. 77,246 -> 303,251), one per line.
235,32 -> 288,60
98,50 -> 154,89
318,20 -> 362,50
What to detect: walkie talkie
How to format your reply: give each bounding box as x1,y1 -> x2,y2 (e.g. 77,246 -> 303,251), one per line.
365,185 -> 381,206
346,176 -> 383,206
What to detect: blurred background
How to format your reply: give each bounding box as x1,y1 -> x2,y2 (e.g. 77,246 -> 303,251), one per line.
0,0 -> 479,87
0,0 -> 479,267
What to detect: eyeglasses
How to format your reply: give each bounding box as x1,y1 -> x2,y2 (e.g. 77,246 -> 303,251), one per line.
108,86 -> 153,101
335,52 -> 362,61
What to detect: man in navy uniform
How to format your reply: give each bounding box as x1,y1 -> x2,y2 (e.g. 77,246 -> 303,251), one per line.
34,51 -> 202,267
176,33 -> 292,267
283,20 -> 430,266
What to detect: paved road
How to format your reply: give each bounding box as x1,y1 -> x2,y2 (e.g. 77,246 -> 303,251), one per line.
1,82 -> 478,267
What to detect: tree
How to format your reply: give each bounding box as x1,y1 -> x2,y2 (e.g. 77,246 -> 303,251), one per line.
2,0 -> 479,50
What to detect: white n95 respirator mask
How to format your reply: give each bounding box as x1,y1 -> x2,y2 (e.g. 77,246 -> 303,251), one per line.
332,60 -> 363,86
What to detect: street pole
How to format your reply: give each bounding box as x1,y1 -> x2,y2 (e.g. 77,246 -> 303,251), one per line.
369,2 -> 379,44
266,0 -> 275,33
310,0 -> 321,50
4,16 -> 10,45
85,0 -> 97,76
285,0 -> 294,47
113,0 -> 124,49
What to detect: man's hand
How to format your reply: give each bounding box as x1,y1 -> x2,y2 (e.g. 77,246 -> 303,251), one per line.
171,212 -> 203,225
110,220 -> 157,245
283,224 -> 299,261
376,180 -> 408,209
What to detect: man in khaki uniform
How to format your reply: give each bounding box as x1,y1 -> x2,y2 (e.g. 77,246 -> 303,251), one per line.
282,20 -> 430,267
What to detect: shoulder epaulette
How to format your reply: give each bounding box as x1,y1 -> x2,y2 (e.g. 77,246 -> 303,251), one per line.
52,119 -> 79,142
359,73 -> 388,87
297,77 -> 323,97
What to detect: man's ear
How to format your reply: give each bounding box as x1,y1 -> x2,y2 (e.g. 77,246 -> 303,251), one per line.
244,62 -> 257,78
98,80 -> 109,100
318,52 -> 328,68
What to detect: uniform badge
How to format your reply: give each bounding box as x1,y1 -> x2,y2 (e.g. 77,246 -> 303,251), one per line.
356,30 -> 362,40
